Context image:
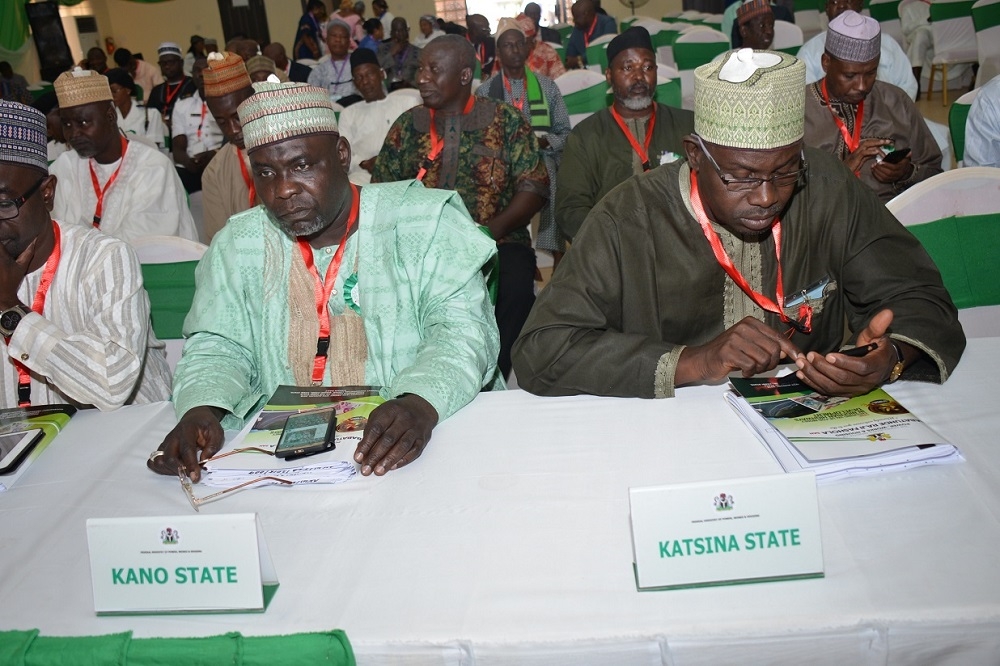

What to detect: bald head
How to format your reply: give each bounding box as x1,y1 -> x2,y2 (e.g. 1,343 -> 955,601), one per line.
262,42 -> 289,70
427,34 -> 477,72
572,0 -> 597,29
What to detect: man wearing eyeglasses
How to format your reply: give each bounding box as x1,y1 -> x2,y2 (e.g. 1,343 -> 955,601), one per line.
0,101 -> 171,410
512,49 -> 964,400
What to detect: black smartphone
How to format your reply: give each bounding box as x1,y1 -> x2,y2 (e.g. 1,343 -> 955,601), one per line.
881,147 -> 912,164
840,342 -> 878,358
274,409 -> 337,460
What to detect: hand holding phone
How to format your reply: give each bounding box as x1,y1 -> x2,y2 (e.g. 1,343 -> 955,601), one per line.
880,147 -> 912,165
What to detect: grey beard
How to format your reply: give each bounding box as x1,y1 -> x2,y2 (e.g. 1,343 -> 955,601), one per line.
621,95 -> 653,111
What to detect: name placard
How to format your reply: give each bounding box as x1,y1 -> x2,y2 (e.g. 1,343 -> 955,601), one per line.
629,473 -> 823,590
86,513 -> 278,614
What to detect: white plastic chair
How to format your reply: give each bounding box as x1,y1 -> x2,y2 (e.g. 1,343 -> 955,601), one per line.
795,8 -> 824,43
772,20 -> 804,53
887,168 -> 1000,337
132,236 -> 208,373
927,0 -> 979,106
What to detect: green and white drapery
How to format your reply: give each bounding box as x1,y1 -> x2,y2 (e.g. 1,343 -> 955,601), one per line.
0,0 -> 174,59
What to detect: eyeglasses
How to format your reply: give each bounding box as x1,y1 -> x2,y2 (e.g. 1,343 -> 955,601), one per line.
0,177 -> 46,221
693,134 -> 808,192
177,447 -> 291,511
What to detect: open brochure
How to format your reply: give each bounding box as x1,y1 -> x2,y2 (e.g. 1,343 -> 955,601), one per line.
200,386 -> 385,488
726,375 -> 961,482
0,404 -> 77,492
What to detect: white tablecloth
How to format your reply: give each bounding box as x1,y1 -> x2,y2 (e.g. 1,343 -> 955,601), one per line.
2,339 -> 1000,665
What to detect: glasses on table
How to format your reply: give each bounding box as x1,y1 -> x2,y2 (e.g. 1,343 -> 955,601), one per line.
693,133 -> 808,192
177,446 -> 291,512
0,177 -> 46,220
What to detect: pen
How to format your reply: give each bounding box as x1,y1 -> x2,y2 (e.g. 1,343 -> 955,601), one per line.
840,342 -> 878,358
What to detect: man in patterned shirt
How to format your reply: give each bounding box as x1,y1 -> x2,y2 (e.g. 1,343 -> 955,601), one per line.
372,34 -> 549,380
148,80 -> 500,481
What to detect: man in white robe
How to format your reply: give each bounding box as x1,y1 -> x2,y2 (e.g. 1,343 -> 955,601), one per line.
337,48 -> 421,184
0,101 -> 171,410
49,68 -> 198,245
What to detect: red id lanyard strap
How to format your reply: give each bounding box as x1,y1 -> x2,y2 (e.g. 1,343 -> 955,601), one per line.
611,105 -> 656,172
164,78 -> 187,110
821,79 -> 864,156
503,72 -> 525,111
296,184 -> 361,384
584,16 -> 598,47
10,221 -> 62,406
88,135 -> 129,227
236,145 -> 256,208
689,171 -> 812,334
416,95 -> 476,182
197,101 -> 207,140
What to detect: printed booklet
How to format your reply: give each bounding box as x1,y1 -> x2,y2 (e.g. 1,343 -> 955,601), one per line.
726,375 -> 961,481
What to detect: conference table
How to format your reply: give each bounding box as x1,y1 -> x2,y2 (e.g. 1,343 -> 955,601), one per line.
2,338 -> 1000,664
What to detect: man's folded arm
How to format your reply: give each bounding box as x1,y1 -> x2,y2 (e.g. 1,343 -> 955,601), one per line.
7,243 -> 149,410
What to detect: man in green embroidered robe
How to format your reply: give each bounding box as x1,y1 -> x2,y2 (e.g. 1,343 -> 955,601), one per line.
512,49 -> 965,399
149,79 -> 500,480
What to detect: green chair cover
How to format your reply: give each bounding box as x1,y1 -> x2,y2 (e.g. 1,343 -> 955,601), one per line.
869,0 -> 902,23
0,629 -> 355,666
655,78 -> 682,108
949,100 -> 973,162
585,42 -> 610,72
673,40 -> 729,71
133,83 -> 144,102
930,0 -> 976,22
562,82 -> 610,116
908,213 -> 1000,309
140,260 -> 199,340
651,29 -> 681,48
972,0 -> 1000,31
557,24 -> 574,42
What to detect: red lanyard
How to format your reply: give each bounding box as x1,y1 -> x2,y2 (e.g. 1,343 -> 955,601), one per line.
610,105 -> 656,172
88,135 -> 129,227
821,79 -> 864,157
10,222 -> 61,407
503,72 -> 525,111
236,145 -> 256,208
416,95 -> 476,182
584,16 -> 598,47
689,171 -> 812,335
197,101 -> 207,140
164,78 -> 187,109
296,184 -> 360,384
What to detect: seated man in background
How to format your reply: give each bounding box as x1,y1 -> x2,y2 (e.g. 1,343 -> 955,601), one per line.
107,67 -> 167,151
964,74 -> 1000,168
338,48 -> 421,184
0,101 -> 171,409
308,21 -> 358,104
797,0 -> 917,100
377,17 -> 421,90
513,49 -> 964,399
50,69 -> 198,244
373,35 -> 549,380
735,0 -> 776,50
171,57 -> 225,194
0,62 -> 33,105
803,12 -> 941,203
147,80 -> 500,480
247,54 -> 287,82
147,43 -> 197,135
262,42 -> 312,83
112,48 -> 164,102
516,13 -> 565,80
477,17 -> 571,266
524,2 -> 563,45
556,27 -> 694,240
565,0 -> 617,69
201,51 -> 257,242
467,14 -> 497,79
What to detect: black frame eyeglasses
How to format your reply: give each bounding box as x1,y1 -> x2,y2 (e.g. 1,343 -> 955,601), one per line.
0,177 -> 47,221
693,134 -> 808,192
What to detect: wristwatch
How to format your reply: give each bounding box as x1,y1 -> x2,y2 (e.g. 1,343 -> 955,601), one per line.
886,341 -> 906,383
0,305 -> 29,338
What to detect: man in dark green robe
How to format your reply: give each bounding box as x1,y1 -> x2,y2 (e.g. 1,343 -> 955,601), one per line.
512,49 -> 964,399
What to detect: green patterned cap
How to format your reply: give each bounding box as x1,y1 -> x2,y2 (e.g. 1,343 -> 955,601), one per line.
238,77 -> 339,152
694,48 -> 805,150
